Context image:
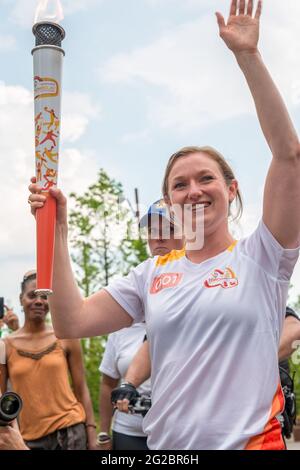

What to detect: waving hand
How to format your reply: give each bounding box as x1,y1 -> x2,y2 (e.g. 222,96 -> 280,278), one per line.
216,0 -> 262,54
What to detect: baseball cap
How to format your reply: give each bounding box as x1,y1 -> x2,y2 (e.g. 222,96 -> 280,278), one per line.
139,199 -> 173,229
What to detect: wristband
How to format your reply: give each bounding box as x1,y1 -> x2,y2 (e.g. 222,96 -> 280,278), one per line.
97,432 -> 111,444
85,423 -> 97,429
120,381 -> 136,387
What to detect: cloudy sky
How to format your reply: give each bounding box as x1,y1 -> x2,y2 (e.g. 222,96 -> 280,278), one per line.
0,0 -> 300,319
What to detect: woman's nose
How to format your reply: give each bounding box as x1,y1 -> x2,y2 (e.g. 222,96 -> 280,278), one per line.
187,181 -> 203,200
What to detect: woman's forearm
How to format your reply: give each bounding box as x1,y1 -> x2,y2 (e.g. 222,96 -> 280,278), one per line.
236,50 -> 299,159
125,341 -> 151,388
75,384 -> 97,447
99,383 -> 114,433
76,384 -> 96,427
50,223 -> 84,338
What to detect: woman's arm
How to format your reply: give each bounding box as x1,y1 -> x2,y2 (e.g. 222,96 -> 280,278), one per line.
65,339 -> 98,450
114,340 -> 151,414
217,1 -> 300,248
98,374 -> 119,450
124,340 -> 151,388
0,365 -> 7,394
0,340 -> 8,393
279,316 -> 300,361
29,180 -> 133,339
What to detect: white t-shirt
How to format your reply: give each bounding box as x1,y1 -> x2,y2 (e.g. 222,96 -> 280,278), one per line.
105,221 -> 299,450
99,322 -> 151,437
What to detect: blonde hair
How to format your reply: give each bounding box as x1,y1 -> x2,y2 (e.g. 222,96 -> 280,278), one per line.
162,146 -> 243,221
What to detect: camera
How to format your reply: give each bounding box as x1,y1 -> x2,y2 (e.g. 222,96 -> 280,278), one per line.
0,392 -> 23,426
0,297 -> 4,320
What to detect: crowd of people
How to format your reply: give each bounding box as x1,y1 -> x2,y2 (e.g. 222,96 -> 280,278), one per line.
1,0 -> 300,450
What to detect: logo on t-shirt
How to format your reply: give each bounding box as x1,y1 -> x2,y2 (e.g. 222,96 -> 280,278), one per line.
204,267 -> 238,289
150,273 -> 183,294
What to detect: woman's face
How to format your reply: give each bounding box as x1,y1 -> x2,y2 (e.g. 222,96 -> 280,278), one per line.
167,152 -> 238,239
20,279 -> 49,321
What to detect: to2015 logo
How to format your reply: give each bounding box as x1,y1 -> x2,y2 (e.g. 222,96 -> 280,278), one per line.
150,273 -> 183,294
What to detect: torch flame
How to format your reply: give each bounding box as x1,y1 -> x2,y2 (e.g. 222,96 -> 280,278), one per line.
34,0 -> 64,24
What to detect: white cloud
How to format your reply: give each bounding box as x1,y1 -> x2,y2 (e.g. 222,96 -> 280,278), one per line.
59,147 -> 99,195
0,34 -> 17,51
63,91 -> 101,143
100,0 -> 300,132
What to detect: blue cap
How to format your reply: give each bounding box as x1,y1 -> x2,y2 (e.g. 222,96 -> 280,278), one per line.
139,199 -> 172,228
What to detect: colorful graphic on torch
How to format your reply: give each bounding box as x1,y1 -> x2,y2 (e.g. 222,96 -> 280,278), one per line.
35,105 -> 60,191
34,76 -> 59,100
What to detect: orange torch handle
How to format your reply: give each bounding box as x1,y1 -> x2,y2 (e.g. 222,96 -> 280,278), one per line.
36,194 -> 56,295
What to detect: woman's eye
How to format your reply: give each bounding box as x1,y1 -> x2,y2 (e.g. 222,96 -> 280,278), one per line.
201,175 -> 214,182
174,182 -> 185,189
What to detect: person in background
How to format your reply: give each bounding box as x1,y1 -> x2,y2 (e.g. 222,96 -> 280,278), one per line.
0,308 -> 20,337
97,200 -> 184,450
0,271 -> 98,450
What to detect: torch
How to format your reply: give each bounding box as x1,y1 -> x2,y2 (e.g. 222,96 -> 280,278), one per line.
32,0 -> 65,295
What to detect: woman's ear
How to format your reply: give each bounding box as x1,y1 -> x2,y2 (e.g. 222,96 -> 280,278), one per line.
228,179 -> 238,204
164,193 -> 170,205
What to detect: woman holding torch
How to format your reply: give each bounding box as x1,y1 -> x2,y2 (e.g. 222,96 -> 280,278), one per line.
29,1 -> 300,450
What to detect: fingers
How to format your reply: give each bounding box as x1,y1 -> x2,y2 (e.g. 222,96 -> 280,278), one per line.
230,0 -> 237,16
239,0 -> 246,15
230,0 -> 258,18
115,398 -> 130,413
29,180 -> 42,195
28,180 -> 46,216
49,187 -> 66,202
247,0 -> 253,16
28,192 -> 47,206
3,312 -> 15,323
215,12 -> 226,30
28,181 -> 66,206
255,0 -> 262,20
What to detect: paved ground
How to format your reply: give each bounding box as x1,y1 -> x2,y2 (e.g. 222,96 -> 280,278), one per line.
286,435 -> 300,450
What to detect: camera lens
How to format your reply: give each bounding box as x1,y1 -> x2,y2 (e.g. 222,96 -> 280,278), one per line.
0,392 -> 22,424
0,395 -> 19,415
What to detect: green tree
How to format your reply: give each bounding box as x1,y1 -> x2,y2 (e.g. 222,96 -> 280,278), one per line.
68,169 -> 147,416
120,220 -> 149,275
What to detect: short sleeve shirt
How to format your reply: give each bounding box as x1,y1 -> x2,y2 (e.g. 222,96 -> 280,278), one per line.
99,323 -> 151,436
105,221 -> 299,450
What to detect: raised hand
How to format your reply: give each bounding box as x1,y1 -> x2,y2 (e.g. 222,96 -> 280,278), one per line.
3,310 -> 20,332
216,0 -> 262,55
